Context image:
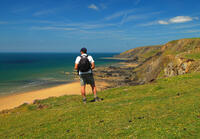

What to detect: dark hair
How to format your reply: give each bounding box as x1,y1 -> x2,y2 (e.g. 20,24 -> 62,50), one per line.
80,48 -> 87,53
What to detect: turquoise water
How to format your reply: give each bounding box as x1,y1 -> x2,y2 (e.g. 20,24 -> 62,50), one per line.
0,53 -> 119,95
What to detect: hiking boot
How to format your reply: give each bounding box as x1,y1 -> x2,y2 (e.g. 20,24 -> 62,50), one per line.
94,97 -> 101,102
82,98 -> 87,104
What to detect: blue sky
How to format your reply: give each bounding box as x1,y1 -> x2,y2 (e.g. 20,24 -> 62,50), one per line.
0,0 -> 200,52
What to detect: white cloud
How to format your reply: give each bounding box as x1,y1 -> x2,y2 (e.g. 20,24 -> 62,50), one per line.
158,16 -> 199,25
158,20 -> 169,25
88,4 -> 99,11
169,16 -> 193,23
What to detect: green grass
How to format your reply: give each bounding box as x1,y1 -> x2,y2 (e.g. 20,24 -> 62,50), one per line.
163,49 -> 181,56
1,72 -> 200,138
142,49 -> 160,59
168,40 -> 179,44
185,52 -> 200,60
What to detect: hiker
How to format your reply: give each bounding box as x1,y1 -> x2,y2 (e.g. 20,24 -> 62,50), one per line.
74,48 -> 100,103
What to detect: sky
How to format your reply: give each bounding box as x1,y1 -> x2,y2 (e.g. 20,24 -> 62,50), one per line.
0,0 -> 200,53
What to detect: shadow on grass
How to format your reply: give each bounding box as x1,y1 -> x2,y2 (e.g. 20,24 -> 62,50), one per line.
89,98 -> 104,102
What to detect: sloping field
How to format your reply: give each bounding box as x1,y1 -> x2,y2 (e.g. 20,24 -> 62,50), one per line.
1,72 -> 200,138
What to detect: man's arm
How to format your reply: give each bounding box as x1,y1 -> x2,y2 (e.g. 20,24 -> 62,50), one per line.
74,64 -> 78,70
91,62 -> 95,69
74,56 -> 80,70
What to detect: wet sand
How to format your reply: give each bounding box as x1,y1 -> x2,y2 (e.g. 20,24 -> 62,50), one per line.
0,81 -> 108,111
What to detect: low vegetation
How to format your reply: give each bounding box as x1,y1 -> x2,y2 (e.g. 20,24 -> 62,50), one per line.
185,52 -> 200,60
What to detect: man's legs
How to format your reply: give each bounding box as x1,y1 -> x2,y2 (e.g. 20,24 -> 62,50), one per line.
91,84 -> 97,98
81,85 -> 87,103
80,73 -> 99,103
82,84 -> 97,98
80,75 -> 87,103
81,85 -> 86,99
91,84 -> 101,101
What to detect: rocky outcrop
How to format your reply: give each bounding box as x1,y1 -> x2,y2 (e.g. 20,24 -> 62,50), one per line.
164,58 -> 194,77
93,64 -> 138,87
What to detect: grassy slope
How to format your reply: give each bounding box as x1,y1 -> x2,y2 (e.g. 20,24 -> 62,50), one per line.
185,52 -> 200,60
1,72 -> 200,138
163,38 -> 200,57
115,45 -> 162,60
117,38 -> 200,61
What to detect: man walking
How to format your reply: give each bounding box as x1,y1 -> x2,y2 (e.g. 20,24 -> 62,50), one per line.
75,48 -> 100,103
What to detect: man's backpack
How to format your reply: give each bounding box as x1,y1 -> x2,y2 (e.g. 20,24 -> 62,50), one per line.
78,55 -> 91,72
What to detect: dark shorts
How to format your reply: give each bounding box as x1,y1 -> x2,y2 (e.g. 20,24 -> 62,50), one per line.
80,73 -> 95,86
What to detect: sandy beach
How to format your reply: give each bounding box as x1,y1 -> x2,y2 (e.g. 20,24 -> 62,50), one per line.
0,81 -> 108,111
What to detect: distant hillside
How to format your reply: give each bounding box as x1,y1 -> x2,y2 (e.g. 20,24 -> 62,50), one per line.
115,38 -> 200,84
115,45 -> 162,62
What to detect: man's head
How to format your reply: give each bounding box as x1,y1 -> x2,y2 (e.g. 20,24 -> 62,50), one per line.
80,48 -> 87,54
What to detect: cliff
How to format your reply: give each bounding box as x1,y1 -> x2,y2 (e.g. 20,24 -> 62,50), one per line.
115,38 -> 200,84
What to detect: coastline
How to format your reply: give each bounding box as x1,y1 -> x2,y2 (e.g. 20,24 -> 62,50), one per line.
0,59 -> 138,112
0,79 -> 75,97
0,52 -> 119,96
0,53 -> 122,112
0,80 -> 109,112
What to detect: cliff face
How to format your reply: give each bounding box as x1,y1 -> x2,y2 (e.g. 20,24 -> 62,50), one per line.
115,38 -> 200,84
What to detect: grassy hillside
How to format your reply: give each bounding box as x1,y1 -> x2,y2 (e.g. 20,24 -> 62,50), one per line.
162,38 -> 200,56
115,38 -> 200,84
1,72 -> 200,138
116,38 -> 200,61
115,45 -> 162,62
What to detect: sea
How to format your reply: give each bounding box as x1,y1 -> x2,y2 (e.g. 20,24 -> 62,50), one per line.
0,53 -> 120,96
